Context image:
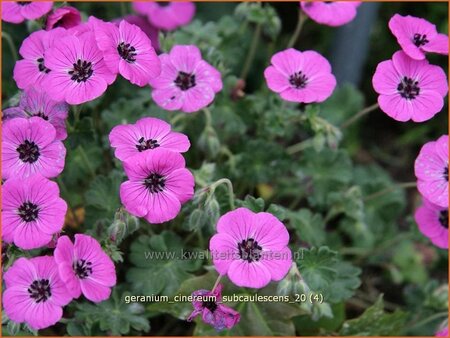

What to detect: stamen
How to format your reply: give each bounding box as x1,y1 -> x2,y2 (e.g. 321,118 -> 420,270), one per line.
237,238 -> 262,263
174,71 -> 196,91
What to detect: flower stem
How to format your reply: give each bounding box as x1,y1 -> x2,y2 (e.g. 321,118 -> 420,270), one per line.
286,138 -> 313,155
78,144 -> 96,178
211,275 -> 222,292
240,22 -> 262,80
2,31 -> 17,62
202,107 -> 213,128
56,177 -> 80,227
340,103 -> 379,129
287,9 -> 308,49
209,178 -> 236,210
364,182 -> 416,202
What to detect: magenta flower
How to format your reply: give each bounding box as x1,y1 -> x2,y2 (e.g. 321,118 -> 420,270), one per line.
389,14 -> 448,61
415,198 -> 448,249
95,19 -> 161,87
187,283 -> 240,331
46,6 -> 81,30
300,2 -> 361,27
2,256 -> 72,330
109,117 -> 190,161
372,51 -> 448,122
436,327 -> 449,337
54,234 -> 116,303
149,45 -> 222,113
3,87 -> 68,140
44,33 -> 116,105
2,175 -> 67,250
210,208 -> 292,289
114,15 -> 160,52
2,117 -> 66,180
264,48 -> 336,103
132,2 -> 195,31
415,135 -> 448,208
2,1 -> 53,24
120,148 -> 195,224
13,28 -> 67,90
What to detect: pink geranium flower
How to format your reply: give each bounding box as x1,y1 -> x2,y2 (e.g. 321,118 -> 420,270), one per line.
264,48 -> 336,103
415,198 -> 448,249
109,117 -> 190,161
3,87 -> 69,140
114,15 -> 160,52
372,51 -> 448,122
149,45 -> 222,113
2,175 -> 67,250
2,1 -> 53,24
389,14 -> 449,60
210,208 -> 292,289
46,6 -> 81,30
187,283 -> 240,331
415,135 -> 449,208
436,327 -> 449,337
132,2 -> 195,31
44,32 -> 116,105
120,148 -> 195,224
2,256 -> 72,330
2,117 -> 66,180
300,2 -> 361,27
13,28 -> 67,90
95,19 -> 161,87
54,234 -> 116,303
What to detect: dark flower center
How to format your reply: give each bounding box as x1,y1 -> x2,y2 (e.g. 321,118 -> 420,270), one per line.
202,300 -> 218,313
28,279 -> 51,303
18,201 -> 39,222
144,173 -> 166,193
397,76 -> 420,99
68,59 -> 94,83
444,166 -> 448,182
238,238 -> 262,263
174,71 -> 196,91
74,259 -> 93,279
37,57 -> 50,74
136,137 -> 160,152
16,139 -> 40,163
413,33 -> 429,47
439,210 -> 448,229
158,2 -> 171,7
17,2 -> 30,6
117,42 -> 137,63
289,71 -> 308,89
35,111 -> 49,120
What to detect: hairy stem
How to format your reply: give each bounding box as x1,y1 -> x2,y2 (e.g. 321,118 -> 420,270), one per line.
364,182 -> 416,202
2,31 -> 17,62
287,9 -> 308,49
341,103 -> 379,129
240,22 -> 262,80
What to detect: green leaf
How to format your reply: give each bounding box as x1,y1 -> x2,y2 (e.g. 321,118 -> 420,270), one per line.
339,296 -> 407,336
266,204 -> 287,221
288,209 -> 326,247
237,195 -> 265,212
127,232 -> 202,296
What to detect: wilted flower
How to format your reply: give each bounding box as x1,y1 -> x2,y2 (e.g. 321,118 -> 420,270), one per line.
46,6 -> 81,30
2,256 -> 72,330
372,51 -> 448,122
95,19 -> 161,87
2,117 -> 66,179
300,1 -> 361,27
54,234 -> 117,302
415,135 -> 448,208
120,148 -> 195,223
2,174 -> 67,250
187,283 -> 240,331
264,48 -> 336,103
44,32 -> 116,104
2,1 -> 53,24
109,117 -> 190,161
415,198 -> 448,249
13,28 -> 67,90
389,14 -> 448,60
210,207 -> 292,289
132,1 -> 195,31
3,87 -> 69,140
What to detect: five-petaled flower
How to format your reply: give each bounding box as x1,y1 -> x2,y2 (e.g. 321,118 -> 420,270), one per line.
2,1 -> 53,24
264,48 -> 336,103
372,50 -> 448,122
54,234 -> 117,302
2,256 -> 72,330
389,14 -> 449,60
187,283 -> 240,331
149,45 -> 223,113
109,117 -> 190,161
210,208 -> 292,289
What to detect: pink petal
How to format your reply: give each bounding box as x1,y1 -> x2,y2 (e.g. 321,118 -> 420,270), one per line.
227,260 -> 271,288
